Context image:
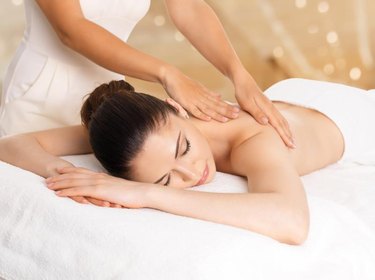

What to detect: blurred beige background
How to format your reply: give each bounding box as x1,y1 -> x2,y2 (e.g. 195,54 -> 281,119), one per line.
1,0 -> 374,102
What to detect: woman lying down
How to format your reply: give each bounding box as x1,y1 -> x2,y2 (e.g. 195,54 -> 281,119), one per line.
1,78 -> 374,245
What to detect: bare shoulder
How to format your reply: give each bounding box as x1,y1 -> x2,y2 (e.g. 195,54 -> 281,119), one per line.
230,125 -> 302,194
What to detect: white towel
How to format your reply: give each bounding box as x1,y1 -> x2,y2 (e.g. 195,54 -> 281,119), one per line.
0,155 -> 375,280
265,78 -> 375,165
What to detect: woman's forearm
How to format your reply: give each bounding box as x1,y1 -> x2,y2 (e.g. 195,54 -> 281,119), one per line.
0,135 -> 73,178
44,160 -> 308,244
146,186 -> 309,244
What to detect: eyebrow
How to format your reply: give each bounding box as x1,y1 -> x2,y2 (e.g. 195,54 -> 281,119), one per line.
154,130 -> 181,184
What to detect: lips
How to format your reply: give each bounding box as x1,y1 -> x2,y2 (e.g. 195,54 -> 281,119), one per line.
195,164 -> 209,186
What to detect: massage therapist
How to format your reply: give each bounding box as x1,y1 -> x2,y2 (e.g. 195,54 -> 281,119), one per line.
0,0 -> 294,147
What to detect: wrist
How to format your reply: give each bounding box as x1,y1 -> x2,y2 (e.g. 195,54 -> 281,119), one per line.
144,185 -> 163,209
158,64 -> 183,90
229,65 -> 252,84
45,160 -> 74,177
145,185 -> 184,210
231,69 -> 261,94
224,60 -> 247,82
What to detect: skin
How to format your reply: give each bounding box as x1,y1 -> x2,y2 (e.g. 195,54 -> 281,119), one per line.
0,99 -> 344,245
35,0 -> 294,147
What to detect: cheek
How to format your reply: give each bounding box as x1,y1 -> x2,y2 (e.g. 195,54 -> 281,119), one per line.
195,134 -> 212,158
130,161 -> 165,185
170,179 -> 192,189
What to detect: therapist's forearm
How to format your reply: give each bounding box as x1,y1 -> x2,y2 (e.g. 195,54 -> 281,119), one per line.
0,135 -> 73,178
55,18 -> 175,84
166,0 -> 247,81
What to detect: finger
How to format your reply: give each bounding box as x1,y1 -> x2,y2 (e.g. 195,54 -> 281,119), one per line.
189,106 -> 212,121
273,114 -> 292,140
102,201 -> 111,207
46,171 -> 108,188
110,203 -> 122,208
205,93 -> 240,112
197,103 -> 228,122
257,97 -> 293,135
241,96 -> 294,148
69,196 -> 90,204
55,185 -> 101,198
47,178 -> 100,191
86,197 -> 110,207
56,189 -> 114,206
46,178 -> 82,190
200,98 -> 239,121
46,172 -> 98,184
256,98 -> 295,147
205,89 -> 222,98
241,98 -> 269,125
267,113 -> 296,148
57,166 -> 97,174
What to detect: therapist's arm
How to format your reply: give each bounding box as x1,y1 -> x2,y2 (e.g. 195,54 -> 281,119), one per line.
164,0 -> 295,148
36,0 -> 171,84
35,0 -> 238,122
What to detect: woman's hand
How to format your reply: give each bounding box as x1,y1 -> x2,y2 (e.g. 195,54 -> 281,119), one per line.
45,167 -> 151,208
46,163 -> 116,207
45,162 -> 106,206
161,67 -> 240,122
233,73 -> 296,149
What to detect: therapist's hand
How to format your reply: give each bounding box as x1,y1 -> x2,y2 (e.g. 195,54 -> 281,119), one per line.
162,67 -> 240,122
233,72 -> 296,149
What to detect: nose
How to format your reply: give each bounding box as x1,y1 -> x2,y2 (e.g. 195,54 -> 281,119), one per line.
174,160 -> 201,183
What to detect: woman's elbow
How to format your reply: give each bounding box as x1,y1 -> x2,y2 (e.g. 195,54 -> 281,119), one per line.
286,225 -> 309,245
284,210 -> 310,245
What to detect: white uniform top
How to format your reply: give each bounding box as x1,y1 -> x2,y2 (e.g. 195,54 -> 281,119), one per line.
0,0 -> 150,136
265,78 -> 375,165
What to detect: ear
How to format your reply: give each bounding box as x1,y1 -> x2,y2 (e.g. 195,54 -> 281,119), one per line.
165,98 -> 189,119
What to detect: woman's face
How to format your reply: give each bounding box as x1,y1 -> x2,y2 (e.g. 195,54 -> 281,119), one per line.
131,114 -> 216,188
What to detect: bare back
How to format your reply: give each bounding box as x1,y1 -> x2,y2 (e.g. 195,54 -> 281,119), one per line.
193,101 -> 345,177
273,102 -> 344,174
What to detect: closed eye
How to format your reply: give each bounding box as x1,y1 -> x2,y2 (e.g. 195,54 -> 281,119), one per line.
163,174 -> 171,186
163,138 -> 190,186
182,138 -> 191,156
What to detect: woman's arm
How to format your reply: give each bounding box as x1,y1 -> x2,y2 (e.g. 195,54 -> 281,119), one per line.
164,0 -> 295,148
48,127 -> 308,244
35,0 -> 237,122
0,126 -> 118,206
146,128 -> 309,244
0,125 -> 91,178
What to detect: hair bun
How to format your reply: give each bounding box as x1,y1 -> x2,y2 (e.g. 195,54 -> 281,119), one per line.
81,80 -> 135,127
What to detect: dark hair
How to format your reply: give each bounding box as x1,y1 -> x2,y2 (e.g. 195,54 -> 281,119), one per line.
81,80 -> 178,179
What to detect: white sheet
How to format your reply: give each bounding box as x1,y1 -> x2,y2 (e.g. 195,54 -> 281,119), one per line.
0,155 -> 375,280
